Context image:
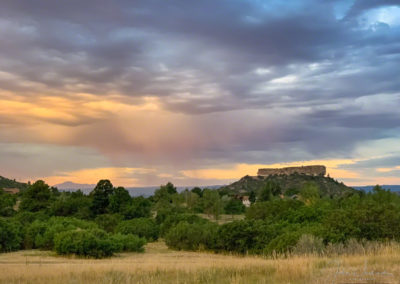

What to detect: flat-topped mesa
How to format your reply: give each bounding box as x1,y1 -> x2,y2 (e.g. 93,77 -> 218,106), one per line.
257,165 -> 326,177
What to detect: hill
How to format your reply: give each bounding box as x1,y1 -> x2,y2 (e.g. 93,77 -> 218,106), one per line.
218,173 -> 356,198
0,175 -> 28,190
354,185 -> 400,192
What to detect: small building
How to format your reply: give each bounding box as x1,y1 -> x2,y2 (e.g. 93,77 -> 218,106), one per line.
241,196 -> 251,207
2,188 -> 20,194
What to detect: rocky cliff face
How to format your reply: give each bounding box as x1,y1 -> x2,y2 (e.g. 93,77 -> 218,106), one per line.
257,165 -> 326,177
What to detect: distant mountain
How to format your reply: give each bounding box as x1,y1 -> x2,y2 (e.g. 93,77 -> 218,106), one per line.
0,175 -> 28,190
219,173 -> 356,198
53,181 -> 95,190
53,181 -> 222,197
354,185 -> 400,192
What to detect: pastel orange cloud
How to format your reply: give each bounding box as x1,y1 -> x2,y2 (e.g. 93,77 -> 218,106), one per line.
376,166 -> 400,173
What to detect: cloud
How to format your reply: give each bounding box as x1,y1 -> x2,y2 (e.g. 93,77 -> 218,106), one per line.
0,0 -> 399,185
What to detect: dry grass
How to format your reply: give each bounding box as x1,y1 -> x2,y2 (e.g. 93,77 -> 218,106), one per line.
0,241 -> 400,284
197,213 -> 245,224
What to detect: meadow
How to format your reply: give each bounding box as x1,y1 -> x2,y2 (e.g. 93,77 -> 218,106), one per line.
0,241 -> 399,284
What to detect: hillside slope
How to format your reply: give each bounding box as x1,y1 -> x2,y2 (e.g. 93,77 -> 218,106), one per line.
219,173 -> 356,198
0,176 -> 28,190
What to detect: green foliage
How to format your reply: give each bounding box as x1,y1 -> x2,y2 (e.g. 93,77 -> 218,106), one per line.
0,217 -> 22,252
160,213 -> 208,237
165,221 -> 218,251
117,218 -> 159,241
109,187 -> 131,213
191,187 -> 203,197
24,217 -> 98,250
0,175 -> 27,190
95,214 -> 123,233
258,181 -> 281,202
54,229 -> 115,258
299,182 -> 320,204
122,196 -> 152,219
202,189 -> 222,220
224,198 -> 245,215
50,191 -> 91,218
20,180 -> 54,212
0,189 -> 17,216
110,233 -> 146,252
249,190 -> 256,203
90,179 -> 114,215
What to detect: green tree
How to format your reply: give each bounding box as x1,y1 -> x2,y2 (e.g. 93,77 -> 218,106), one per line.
224,198 -> 245,215
300,182 -> 320,205
0,217 -> 22,252
202,189 -> 222,220
90,180 -> 114,215
109,186 -> 131,213
0,189 -> 17,216
20,180 -> 53,212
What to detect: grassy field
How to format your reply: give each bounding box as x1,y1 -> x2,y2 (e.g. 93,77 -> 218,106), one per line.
0,241 -> 399,284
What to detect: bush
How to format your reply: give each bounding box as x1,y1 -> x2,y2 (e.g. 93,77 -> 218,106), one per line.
117,218 -> 159,241
165,221 -> 218,251
54,229 -> 115,258
24,217 -> 98,250
293,234 -> 324,255
121,196 -> 151,219
95,214 -> 123,233
160,214 -> 208,237
0,217 -> 22,252
110,233 -> 146,252
214,220 -> 260,254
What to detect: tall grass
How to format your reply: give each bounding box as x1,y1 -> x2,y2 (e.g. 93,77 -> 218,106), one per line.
0,241 -> 399,283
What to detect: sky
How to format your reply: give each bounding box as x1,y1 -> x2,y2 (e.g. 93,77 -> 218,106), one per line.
0,0 -> 399,187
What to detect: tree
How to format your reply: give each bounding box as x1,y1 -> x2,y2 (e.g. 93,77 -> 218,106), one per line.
224,198 -> 245,215
300,182 -> 320,205
249,190 -> 256,203
0,189 -> 17,216
122,196 -> 152,219
258,183 -> 272,202
0,217 -> 22,252
202,189 -> 222,220
109,186 -> 131,213
90,180 -> 114,215
191,187 -> 203,197
20,180 -> 52,212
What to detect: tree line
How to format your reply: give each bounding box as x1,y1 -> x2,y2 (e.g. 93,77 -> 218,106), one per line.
1,179 -> 400,258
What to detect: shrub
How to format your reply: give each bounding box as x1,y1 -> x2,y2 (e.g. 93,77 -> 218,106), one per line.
215,220 -> 259,254
54,229 -> 115,258
95,214 -> 123,233
117,218 -> 159,241
24,217 -> 98,250
165,221 -> 218,251
293,234 -> 324,255
160,214 -> 208,237
0,217 -> 22,252
110,233 -> 146,252
121,196 -> 151,219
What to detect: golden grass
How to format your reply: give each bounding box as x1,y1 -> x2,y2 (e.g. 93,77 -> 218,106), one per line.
197,214 -> 245,224
0,241 -> 399,284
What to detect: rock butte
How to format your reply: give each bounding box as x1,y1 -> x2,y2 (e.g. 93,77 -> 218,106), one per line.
257,165 -> 326,177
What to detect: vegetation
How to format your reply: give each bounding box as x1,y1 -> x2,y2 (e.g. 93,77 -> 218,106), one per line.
1,174 -> 400,261
0,175 -> 28,190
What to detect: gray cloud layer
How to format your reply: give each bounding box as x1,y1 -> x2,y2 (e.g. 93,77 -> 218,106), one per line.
0,0 -> 399,184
